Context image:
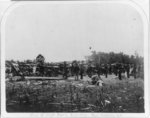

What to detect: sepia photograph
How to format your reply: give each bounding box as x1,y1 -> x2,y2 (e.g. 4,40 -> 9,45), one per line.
1,1 -> 149,115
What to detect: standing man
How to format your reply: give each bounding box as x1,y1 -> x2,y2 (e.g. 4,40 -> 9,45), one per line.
79,61 -> 84,80
87,64 -> 93,78
63,61 -> 68,79
96,64 -> 101,78
114,64 -> 118,76
133,64 -> 137,79
104,64 -> 108,78
109,64 -> 112,75
73,61 -> 80,81
118,64 -> 122,80
126,64 -> 130,78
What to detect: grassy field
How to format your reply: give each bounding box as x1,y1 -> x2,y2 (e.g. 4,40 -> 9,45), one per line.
6,75 -> 144,112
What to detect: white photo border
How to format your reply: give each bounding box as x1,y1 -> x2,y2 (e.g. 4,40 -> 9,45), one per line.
1,0 -> 149,118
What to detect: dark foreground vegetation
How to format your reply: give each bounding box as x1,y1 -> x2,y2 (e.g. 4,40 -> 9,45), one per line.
6,76 -> 144,112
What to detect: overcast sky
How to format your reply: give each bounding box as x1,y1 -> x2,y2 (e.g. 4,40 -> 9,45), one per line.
5,2 -> 144,62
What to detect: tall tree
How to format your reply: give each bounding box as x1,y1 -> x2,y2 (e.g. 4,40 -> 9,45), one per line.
36,54 -> 45,66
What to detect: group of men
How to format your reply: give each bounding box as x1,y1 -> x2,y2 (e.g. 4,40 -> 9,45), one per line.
62,61 -> 143,80
6,60 -> 143,81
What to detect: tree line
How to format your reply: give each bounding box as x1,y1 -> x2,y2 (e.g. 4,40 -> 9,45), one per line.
86,51 -> 143,66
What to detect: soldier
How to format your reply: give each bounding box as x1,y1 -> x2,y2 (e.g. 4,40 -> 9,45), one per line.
79,61 -> 84,79
91,75 -> 103,86
104,64 -> 108,78
71,62 -> 74,76
126,64 -> 130,78
63,61 -> 68,79
33,65 -> 36,76
118,64 -> 122,80
86,64 -> 93,78
133,64 -> 137,79
73,61 -> 80,81
96,64 -> 101,78
114,65 -> 118,76
91,75 -> 99,85
109,64 -> 112,75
